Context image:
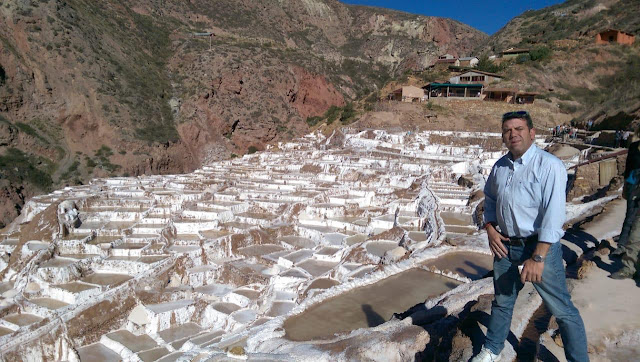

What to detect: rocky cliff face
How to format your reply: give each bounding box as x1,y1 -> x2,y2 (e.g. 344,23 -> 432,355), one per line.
0,0 -> 487,227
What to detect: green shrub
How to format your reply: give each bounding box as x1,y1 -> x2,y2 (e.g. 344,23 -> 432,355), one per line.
0,148 -> 53,190
325,105 -> 341,125
425,102 -> 445,111
364,92 -> 379,104
306,116 -> 322,127
530,46 -> 552,62
135,123 -> 179,144
55,146 -> 66,161
60,160 -> 80,180
15,122 -> 39,138
476,55 -> 508,73
16,122 -> 49,144
247,146 -> 258,154
340,103 -> 356,124
95,145 -> 113,158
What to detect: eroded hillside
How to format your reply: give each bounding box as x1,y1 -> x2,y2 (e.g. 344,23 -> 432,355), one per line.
0,0 -> 487,227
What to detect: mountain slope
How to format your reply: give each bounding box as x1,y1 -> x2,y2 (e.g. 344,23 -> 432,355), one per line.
473,0 -> 640,129
0,0 -> 487,227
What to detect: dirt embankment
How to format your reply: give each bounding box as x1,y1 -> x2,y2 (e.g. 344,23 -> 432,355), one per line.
352,98 -> 569,133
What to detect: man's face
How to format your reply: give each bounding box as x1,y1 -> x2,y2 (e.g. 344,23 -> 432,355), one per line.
502,118 -> 535,159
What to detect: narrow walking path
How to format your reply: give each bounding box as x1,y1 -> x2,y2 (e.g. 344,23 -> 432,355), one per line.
536,197 -> 640,361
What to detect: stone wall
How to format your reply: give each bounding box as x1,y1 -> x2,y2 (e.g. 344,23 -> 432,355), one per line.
568,153 -> 626,200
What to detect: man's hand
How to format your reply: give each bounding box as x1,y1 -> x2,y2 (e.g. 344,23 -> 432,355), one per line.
520,259 -> 544,283
486,223 -> 509,259
521,242 -> 551,283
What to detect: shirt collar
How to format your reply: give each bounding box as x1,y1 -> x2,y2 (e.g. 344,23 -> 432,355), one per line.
508,143 -> 536,165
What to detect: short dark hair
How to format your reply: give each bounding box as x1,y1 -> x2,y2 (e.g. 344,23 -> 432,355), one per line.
502,111 -> 533,129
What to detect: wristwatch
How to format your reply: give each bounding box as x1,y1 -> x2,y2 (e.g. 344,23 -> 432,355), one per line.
532,254 -> 545,263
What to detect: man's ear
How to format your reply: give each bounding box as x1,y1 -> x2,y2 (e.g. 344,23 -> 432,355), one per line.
530,127 -> 536,138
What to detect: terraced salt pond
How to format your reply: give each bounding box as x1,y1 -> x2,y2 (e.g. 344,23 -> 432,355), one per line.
0,129 -> 511,360
284,268 -> 460,341
440,212 -> 476,234
29,297 -> 70,310
81,273 -> 132,286
0,327 -> 13,337
284,251 -> 493,341
423,251 -> 493,280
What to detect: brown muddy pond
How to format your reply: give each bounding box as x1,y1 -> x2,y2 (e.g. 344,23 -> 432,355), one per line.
283,268 -> 460,341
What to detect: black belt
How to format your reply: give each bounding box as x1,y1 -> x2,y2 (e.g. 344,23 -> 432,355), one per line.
501,234 -> 538,246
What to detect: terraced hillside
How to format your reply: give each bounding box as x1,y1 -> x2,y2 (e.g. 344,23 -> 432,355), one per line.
0,0 -> 487,227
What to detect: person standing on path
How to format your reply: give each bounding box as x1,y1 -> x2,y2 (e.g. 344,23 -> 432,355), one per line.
615,130 -> 622,148
612,128 -> 640,257
471,111 -> 588,362
623,129 -> 631,148
611,128 -> 640,279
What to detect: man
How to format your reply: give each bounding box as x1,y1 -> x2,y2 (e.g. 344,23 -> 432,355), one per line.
610,128 -> 640,279
613,129 -> 640,258
472,111 -> 588,362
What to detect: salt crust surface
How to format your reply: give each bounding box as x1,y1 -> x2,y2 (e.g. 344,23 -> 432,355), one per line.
2,128 -> 624,361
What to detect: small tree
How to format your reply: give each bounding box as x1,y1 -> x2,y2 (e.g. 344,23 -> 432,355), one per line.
476,55 -> 504,73
340,103 -> 356,124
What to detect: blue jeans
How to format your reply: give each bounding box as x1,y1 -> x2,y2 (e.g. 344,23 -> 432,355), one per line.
484,242 -> 589,362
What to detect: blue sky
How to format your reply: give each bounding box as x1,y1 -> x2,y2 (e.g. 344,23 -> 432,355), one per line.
341,0 -> 566,34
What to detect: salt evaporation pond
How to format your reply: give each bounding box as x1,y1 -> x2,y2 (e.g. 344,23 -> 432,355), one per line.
423,251 -> 493,280
284,269 -> 461,341
77,343 -> 121,362
0,327 -> 13,337
439,212 -> 473,226
29,297 -> 69,310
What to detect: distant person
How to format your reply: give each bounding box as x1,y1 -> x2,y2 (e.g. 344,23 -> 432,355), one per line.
610,127 -> 640,278
472,111 -> 588,362
615,130 -> 622,148
587,119 -> 593,131
623,130 -> 631,147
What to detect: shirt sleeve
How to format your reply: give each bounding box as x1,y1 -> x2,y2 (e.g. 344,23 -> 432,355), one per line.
537,158 -> 567,243
483,165 -> 498,226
